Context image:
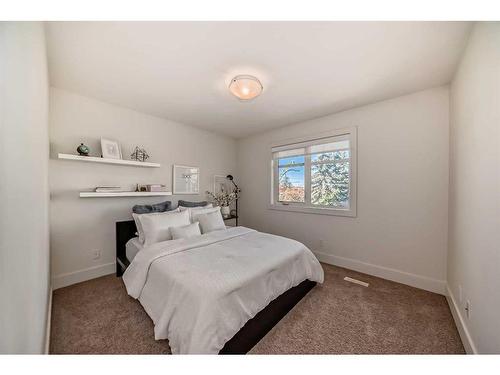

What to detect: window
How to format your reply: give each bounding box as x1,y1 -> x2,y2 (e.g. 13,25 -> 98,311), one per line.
270,128 -> 356,217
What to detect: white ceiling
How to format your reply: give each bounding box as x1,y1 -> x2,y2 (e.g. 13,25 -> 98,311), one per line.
46,22 -> 471,138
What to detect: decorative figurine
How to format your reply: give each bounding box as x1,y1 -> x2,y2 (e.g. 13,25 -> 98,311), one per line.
131,146 -> 149,162
76,143 -> 90,156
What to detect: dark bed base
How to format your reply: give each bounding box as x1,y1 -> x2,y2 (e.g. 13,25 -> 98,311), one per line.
219,279 -> 316,354
116,220 -> 136,277
116,220 -> 317,354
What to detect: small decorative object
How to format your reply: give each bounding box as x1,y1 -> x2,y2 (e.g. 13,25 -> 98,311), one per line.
136,183 -> 166,192
146,184 -> 167,192
206,190 -> 238,218
230,209 -> 237,217
76,143 -> 90,156
173,165 -> 200,194
131,146 -> 149,162
100,138 -> 122,160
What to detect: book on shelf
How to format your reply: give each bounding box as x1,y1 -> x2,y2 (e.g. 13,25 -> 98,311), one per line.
95,186 -> 132,193
147,184 -> 167,192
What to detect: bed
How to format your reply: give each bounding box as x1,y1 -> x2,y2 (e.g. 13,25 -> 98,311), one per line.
116,220 -> 324,354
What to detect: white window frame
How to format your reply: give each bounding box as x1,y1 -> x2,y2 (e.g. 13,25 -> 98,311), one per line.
268,127 -> 357,217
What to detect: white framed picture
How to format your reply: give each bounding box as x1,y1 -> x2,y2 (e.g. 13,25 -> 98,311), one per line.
213,175 -> 230,194
101,138 -> 122,160
173,165 -> 200,194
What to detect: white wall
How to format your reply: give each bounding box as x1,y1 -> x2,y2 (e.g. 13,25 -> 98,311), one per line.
447,22 -> 500,354
237,87 -> 450,294
0,22 -> 50,353
49,88 -> 237,288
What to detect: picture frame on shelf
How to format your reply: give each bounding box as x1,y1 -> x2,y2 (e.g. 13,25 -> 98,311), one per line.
173,165 -> 200,195
101,138 -> 122,160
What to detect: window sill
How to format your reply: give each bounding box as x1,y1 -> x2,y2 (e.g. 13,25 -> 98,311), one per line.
267,203 -> 356,217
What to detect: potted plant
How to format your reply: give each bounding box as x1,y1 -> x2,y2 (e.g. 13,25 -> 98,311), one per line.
206,190 -> 238,217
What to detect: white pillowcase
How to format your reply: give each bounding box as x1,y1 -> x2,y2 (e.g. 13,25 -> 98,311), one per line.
132,208 -> 180,244
196,210 -> 226,234
137,209 -> 191,246
178,203 -> 213,211
179,204 -> 213,221
191,206 -> 221,223
170,222 -> 202,240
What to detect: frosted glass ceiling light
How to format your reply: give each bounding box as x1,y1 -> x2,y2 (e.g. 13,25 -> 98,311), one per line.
229,75 -> 263,100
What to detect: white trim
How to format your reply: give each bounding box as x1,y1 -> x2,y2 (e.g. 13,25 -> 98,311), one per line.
271,135 -> 350,153
52,262 -> 115,290
269,127 -> 355,149
446,285 -> 477,354
44,287 -> 53,354
314,250 -> 446,295
268,203 -> 356,217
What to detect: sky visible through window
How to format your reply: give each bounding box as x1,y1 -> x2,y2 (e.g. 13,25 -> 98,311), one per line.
278,156 -> 305,187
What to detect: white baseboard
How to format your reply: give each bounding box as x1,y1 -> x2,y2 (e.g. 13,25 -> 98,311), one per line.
446,285 -> 477,354
52,262 -> 115,290
314,251 -> 446,295
44,286 -> 52,354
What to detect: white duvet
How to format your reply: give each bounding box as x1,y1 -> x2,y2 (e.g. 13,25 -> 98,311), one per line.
122,226 -> 324,354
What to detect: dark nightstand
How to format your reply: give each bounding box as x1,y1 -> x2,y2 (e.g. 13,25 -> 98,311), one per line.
223,215 -> 238,226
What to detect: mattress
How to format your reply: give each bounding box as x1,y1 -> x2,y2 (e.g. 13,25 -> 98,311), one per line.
125,237 -> 143,262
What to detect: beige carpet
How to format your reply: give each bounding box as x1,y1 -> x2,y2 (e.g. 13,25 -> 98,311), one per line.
50,263 -> 464,354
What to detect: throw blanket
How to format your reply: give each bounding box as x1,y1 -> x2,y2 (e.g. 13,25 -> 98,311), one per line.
123,226 -> 324,354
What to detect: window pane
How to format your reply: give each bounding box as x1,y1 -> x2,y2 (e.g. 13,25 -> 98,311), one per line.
273,147 -> 306,159
311,150 -> 350,163
278,155 -> 305,167
278,164 -> 305,203
311,161 -> 350,207
309,140 -> 349,154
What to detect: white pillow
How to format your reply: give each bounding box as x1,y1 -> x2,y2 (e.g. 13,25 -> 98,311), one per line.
191,206 -> 221,223
132,213 -> 144,243
133,208 -> 180,244
178,203 -> 213,211
138,210 -> 191,246
196,210 -> 226,234
170,222 -> 202,240
179,204 -> 213,220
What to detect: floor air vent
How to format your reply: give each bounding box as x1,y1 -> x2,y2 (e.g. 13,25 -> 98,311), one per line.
344,276 -> 369,287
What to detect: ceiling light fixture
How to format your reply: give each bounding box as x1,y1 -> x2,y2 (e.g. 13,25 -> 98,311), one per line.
229,75 -> 263,101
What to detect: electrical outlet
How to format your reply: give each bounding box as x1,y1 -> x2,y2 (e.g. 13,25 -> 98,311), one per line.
459,285 -> 463,302
465,300 -> 471,319
92,250 -> 101,260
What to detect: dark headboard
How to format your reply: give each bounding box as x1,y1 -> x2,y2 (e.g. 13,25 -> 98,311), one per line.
116,220 -> 137,276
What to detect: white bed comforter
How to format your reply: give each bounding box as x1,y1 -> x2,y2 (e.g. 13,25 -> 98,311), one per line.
122,226 -> 324,354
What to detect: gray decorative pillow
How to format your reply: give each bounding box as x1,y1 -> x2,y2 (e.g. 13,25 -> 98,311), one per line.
132,200 -> 172,214
177,200 -> 208,208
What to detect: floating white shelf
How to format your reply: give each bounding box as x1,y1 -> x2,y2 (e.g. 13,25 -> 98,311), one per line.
58,153 -> 161,168
80,191 -> 172,198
